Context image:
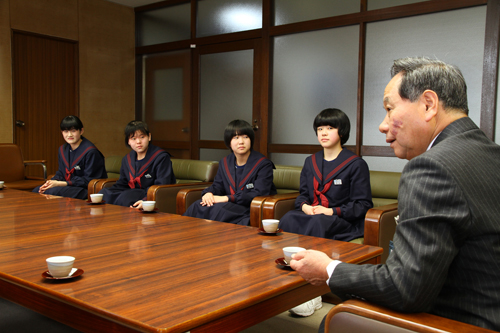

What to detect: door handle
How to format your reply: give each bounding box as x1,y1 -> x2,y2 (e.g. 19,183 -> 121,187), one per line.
16,120 -> 25,127
252,119 -> 259,131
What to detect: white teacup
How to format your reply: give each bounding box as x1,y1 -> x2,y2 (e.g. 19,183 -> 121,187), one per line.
0,181 -> 4,189
262,219 -> 280,233
46,256 -> 75,277
142,201 -> 156,211
90,193 -> 103,203
283,247 -> 306,264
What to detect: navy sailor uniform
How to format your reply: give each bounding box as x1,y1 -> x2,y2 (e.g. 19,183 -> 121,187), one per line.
279,149 -> 372,241
184,150 -> 276,226
100,144 -> 175,207
32,136 -> 107,200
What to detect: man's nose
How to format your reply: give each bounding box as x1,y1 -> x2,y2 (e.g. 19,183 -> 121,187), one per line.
379,115 -> 389,133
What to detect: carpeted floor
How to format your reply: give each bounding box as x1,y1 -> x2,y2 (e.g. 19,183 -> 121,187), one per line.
241,302 -> 334,333
1,297 -> 333,333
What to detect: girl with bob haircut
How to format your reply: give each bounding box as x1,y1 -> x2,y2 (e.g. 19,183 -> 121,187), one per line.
100,120 -> 176,209
280,108 -> 372,240
279,108 -> 372,316
184,119 -> 276,225
33,115 -> 107,200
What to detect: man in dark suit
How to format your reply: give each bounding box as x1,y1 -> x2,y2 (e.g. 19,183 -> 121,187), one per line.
290,57 -> 500,331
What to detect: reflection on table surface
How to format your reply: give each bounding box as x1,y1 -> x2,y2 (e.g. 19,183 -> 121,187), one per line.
0,189 -> 382,333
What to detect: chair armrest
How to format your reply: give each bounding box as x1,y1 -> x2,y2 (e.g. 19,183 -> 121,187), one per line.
95,179 -> 118,193
88,179 -> 106,198
148,183 -> 212,214
325,299 -> 495,333
24,160 -> 47,180
175,187 -> 207,215
249,196 -> 269,228
249,192 -> 300,228
363,203 -> 398,264
86,179 -> 118,200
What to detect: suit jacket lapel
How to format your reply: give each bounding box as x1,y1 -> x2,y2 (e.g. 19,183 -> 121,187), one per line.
432,117 -> 476,148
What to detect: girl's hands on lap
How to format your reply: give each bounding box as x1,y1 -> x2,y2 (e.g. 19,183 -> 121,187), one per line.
312,206 -> 333,216
201,193 -> 228,206
302,204 -> 315,215
39,180 -> 66,193
201,193 -> 215,206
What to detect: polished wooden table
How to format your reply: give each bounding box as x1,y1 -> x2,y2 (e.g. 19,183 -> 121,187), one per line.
0,189 -> 382,333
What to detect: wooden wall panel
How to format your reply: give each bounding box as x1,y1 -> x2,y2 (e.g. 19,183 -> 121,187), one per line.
9,0 -> 78,40
79,0 -> 135,157
0,0 -> 12,143
0,0 -> 135,161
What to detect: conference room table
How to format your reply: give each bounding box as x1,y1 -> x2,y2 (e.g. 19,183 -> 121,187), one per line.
0,189 -> 382,333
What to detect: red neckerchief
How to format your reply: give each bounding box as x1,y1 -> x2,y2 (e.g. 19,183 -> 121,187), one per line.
126,149 -> 163,189
223,155 -> 266,195
59,144 -> 96,182
311,154 -> 358,207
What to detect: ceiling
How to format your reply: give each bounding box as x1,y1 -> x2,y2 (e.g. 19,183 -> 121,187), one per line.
105,0 -> 164,8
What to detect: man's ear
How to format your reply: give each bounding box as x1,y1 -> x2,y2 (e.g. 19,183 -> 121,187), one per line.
422,90 -> 439,122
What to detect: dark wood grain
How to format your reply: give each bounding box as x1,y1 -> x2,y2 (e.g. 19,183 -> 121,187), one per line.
0,189 -> 381,333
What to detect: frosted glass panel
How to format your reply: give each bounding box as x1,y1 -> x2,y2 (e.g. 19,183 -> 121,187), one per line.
363,156 -> 408,173
269,153 -> 310,167
153,68 -> 183,121
272,26 -> 359,145
496,54 -> 500,144
197,0 -> 262,37
275,0 -> 360,26
363,6 -> 486,147
368,0 -> 429,11
200,49 -> 254,140
136,3 -> 190,46
200,148 -> 230,162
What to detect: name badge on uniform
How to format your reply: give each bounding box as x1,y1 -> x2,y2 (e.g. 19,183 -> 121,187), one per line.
145,174 -> 152,178
74,165 -> 81,170
246,183 -> 254,189
334,179 -> 342,185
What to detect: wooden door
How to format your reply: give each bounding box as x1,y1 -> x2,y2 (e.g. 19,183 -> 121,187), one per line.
12,32 -> 78,177
144,50 -> 191,159
192,39 -> 262,160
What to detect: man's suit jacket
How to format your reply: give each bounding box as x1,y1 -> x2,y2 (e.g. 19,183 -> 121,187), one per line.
329,117 -> 500,331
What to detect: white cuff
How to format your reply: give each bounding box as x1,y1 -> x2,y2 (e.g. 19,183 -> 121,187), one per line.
326,260 -> 342,285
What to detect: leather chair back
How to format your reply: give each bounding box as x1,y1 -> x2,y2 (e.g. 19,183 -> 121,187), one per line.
369,171 -> 400,207
171,159 -> 218,183
0,144 -> 26,182
273,165 -> 302,194
105,156 -> 122,178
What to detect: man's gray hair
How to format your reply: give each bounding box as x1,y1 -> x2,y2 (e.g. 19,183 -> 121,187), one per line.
391,57 -> 469,115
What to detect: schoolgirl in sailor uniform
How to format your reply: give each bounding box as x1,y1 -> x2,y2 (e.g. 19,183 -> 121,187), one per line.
183,119 -> 276,226
278,109 -> 373,241
100,121 -> 175,209
33,116 -> 107,200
